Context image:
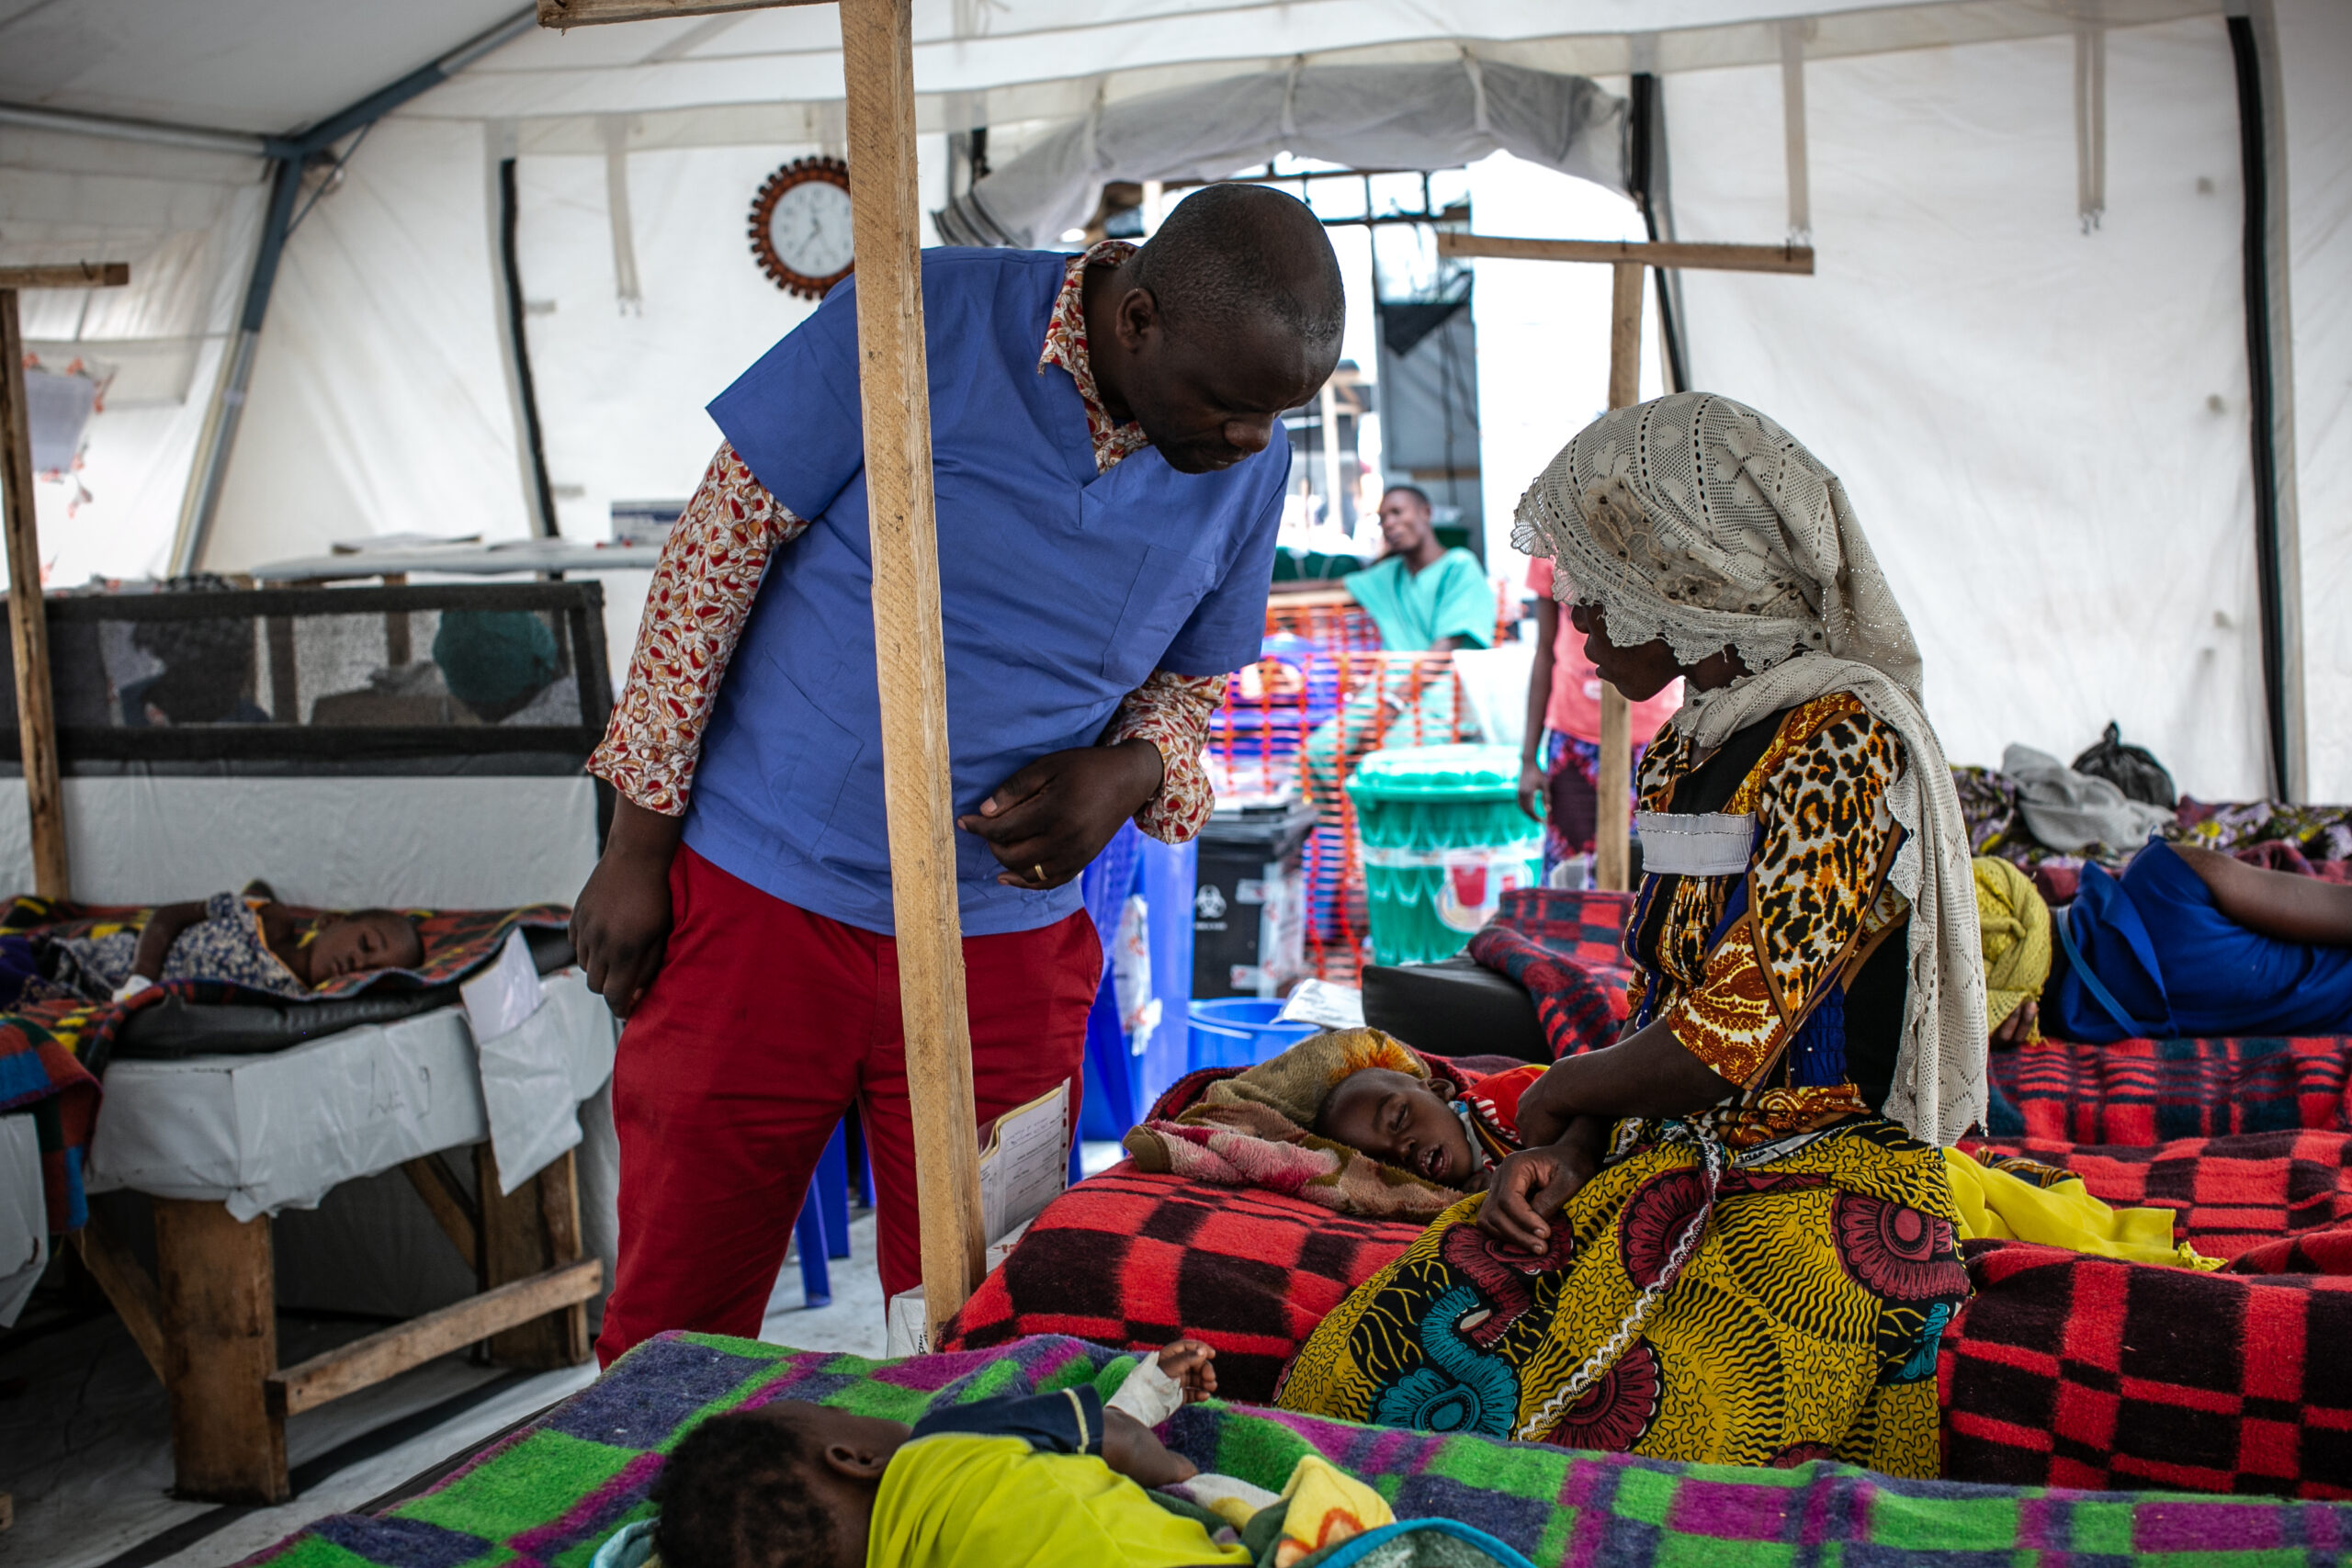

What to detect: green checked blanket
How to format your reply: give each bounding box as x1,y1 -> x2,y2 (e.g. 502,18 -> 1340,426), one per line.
243,1333 -> 2352,1567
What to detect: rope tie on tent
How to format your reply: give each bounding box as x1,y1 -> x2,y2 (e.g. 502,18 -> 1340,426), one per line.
1461,49 -> 1492,138
2075,21 -> 2107,232
1280,55 -> 1306,140
601,116 -> 643,314
1779,18 -> 1812,246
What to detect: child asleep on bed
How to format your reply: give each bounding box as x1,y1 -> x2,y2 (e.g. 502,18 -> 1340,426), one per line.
1311,1051 -> 1544,1190
51,892 -> 423,1002
647,1337 -> 1413,1568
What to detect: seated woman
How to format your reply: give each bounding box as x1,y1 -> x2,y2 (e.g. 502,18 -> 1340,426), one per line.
2043,837 -> 2352,1043
1277,393 -> 1987,1477
40,893 -> 423,1002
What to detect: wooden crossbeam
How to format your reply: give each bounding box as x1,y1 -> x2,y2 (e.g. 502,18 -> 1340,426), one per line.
267,1258 -> 604,1416
1437,234 -> 1814,275
0,263 -> 130,290
536,0 -> 820,24
401,1154 -> 480,1263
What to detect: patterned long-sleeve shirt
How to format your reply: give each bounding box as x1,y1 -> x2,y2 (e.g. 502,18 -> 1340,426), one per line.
587,240 -> 1226,843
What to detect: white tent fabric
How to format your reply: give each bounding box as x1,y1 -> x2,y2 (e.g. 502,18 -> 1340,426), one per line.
0,0 -> 2345,799
936,62 -> 1623,250
1661,17 -> 2268,795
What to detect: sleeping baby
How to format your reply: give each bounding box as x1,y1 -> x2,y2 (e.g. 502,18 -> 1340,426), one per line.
47,891 -> 423,1001
1311,1040 -> 1544,1191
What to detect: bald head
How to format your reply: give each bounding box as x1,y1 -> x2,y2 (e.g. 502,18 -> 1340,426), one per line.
1086,183 -> 1347,475
1136,183 -> 1346,362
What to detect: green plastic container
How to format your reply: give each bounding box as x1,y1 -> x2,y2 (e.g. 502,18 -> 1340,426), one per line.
1346,743 -> 1544,966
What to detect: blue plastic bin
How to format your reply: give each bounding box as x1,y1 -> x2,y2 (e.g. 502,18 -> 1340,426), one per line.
1186,997 -> 1319,1072
1076,824 -> 1199,1140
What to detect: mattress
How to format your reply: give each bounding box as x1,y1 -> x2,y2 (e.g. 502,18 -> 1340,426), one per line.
86,970 -> 616,1220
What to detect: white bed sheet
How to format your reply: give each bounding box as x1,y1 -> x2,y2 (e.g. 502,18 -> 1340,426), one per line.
86,971 -> 616,1221
0,1111 -> 46,1326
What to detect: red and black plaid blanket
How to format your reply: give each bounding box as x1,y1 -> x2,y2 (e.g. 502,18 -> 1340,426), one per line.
947,1100 -> 2352,1491
1464,888 -> 1636,1060
1939,1238 -> 2352,1496
1989,1036 -> 2352,1146
1967,1129 -> 2352,1259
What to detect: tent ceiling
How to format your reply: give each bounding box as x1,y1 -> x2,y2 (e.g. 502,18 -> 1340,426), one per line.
0,0 -> 2222,146
0,0 -> 521,137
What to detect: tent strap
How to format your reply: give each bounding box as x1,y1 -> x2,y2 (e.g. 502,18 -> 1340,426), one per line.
1628,73 -> 1691,395
2227,11 -> 2299,801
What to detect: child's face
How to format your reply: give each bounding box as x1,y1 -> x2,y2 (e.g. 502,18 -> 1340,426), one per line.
310,912 -> 423,981
1318,1067 -> 1477,1187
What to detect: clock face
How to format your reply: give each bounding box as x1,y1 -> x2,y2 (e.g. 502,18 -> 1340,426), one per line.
749,157 -> 855,299
769,181 -> 854,279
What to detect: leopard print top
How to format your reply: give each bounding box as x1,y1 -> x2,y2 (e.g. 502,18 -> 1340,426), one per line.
1625,693 -> 1909,1145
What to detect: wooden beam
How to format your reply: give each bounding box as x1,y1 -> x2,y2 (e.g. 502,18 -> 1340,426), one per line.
401,1154 -> 479,1264
266,1258 -> 603,1416
0,263 -> 130,290
1437,233 -> 1815,275
153,1200 -> 286,1503
842,0 -> 987,1323
0,290 -> 66,898
536,0 -> 821,25
69,1218 -> 168,1383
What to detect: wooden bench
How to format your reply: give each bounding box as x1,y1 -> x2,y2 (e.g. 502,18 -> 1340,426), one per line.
73,1145 -> 600,1503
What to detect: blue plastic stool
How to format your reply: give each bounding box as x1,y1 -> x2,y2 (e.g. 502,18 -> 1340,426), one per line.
794,1121 -> 854,1308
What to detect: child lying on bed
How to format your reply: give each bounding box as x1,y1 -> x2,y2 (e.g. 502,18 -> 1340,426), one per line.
648,1337 -> 1403,1568
48,892 -> 422,1002
1311,1047 -> 1544,1190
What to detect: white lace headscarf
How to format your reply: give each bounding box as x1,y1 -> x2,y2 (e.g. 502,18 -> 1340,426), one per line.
1514,392 -> 1987,1146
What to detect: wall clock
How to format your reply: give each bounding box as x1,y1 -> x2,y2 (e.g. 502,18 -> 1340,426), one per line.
749,156 -> 854,299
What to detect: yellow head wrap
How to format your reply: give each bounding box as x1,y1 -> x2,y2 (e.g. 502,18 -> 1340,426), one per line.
1972,856 -> 2050,1040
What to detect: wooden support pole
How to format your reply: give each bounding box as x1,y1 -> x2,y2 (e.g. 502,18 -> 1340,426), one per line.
401,1153 -> 480,1264
840,0 -> 987,1325
0,289 -> 66,898
1437,233 -> 1814,275
153,1200 -> 286,1503
1592,262 -> 1647,893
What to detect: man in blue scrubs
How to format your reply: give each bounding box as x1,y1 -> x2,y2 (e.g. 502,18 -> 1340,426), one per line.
574,186 -> 1345,1357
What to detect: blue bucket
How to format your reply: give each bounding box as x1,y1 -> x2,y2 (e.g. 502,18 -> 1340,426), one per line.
1187,997 -> 1319,1072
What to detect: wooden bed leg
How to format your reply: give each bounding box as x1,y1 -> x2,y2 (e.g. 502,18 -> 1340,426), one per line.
153,1199 -> 286,1503
475,1146 -> 590,1369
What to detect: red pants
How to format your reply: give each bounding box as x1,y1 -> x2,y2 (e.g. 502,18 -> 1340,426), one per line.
595,845 -> 1099,1363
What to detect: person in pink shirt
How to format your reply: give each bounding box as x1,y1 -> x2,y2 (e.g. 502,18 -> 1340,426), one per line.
1516,556 -> 1681,874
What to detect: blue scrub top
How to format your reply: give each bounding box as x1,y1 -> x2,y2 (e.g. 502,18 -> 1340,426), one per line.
687,248 -> 1289,937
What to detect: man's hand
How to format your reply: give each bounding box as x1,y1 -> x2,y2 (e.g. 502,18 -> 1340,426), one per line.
957,740 -> 1163,890
571,797 -> 684,1019
1477,1134 -> 1602,1253
1102,1409 -> 1198,1488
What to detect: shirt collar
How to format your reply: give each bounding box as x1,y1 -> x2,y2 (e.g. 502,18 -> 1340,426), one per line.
1038,240 -> 1148,473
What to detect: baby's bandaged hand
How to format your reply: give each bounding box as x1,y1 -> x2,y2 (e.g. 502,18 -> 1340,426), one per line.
1106,1352 -> 1187,1427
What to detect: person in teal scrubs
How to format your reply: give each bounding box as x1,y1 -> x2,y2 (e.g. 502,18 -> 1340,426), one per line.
1341,484 -> 1496,654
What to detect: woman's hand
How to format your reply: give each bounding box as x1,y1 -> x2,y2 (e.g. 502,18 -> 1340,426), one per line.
1517,758 -> 1547,823
1477,1125 -> 1603,1253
